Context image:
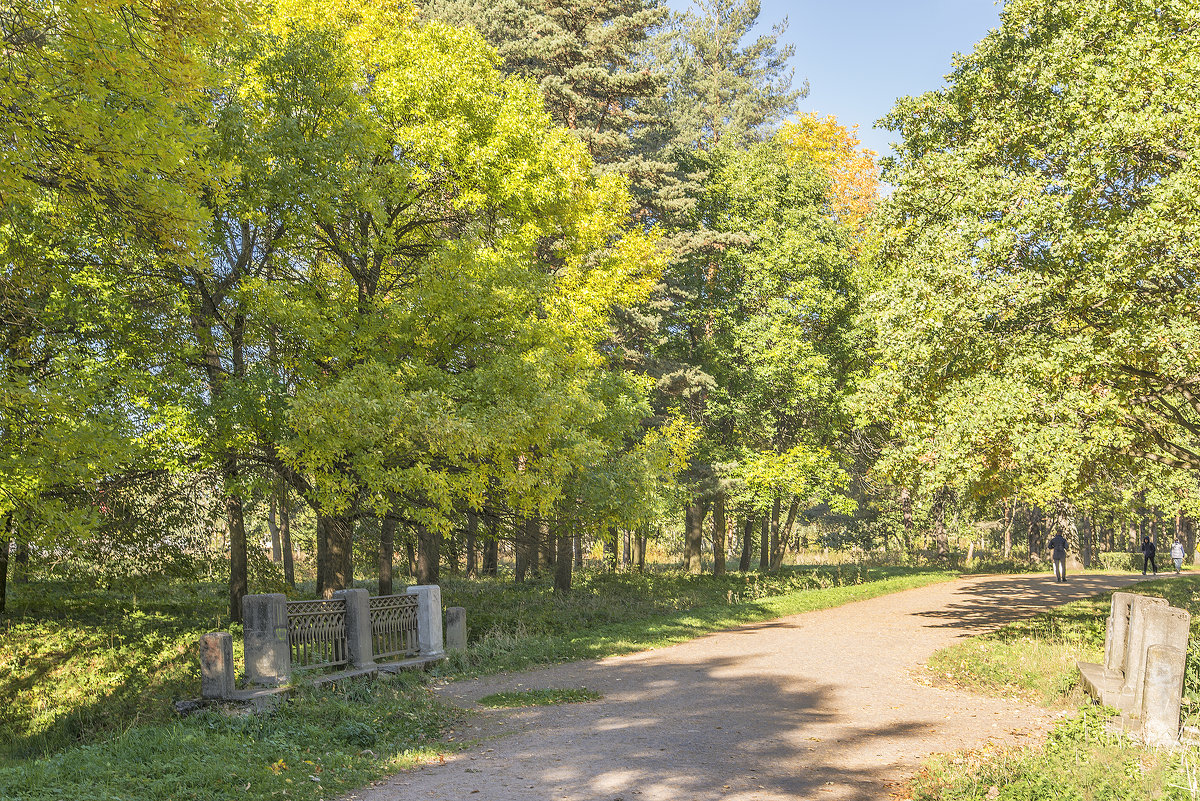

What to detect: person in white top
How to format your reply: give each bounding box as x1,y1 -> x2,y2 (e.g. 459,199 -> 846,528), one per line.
1171,539 -> 1186,574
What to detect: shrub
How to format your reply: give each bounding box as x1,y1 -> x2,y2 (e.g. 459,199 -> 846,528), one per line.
1096,552 -> 1140,572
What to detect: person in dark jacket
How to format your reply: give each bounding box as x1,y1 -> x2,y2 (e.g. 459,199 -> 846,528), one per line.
1048,532 -> 1069,582
1141,536 -> 1157,576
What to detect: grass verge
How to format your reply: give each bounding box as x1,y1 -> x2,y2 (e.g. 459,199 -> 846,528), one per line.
1,565 -> 954,801
908,574 -> 1200,800
438,566 -> 956,676
476,688 -> 601,708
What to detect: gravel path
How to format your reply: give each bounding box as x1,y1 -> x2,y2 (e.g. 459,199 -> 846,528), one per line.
348,573 -> 1151,801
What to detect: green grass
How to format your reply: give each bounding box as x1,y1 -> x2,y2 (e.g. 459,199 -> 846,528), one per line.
0,672 -> 459,801
911,575 -> 1200,800
476,688 -> 601,708
0,564 -> 955,801
437,566 -> 955,676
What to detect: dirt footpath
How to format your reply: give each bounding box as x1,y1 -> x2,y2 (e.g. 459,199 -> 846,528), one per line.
349,573 -> 1151,801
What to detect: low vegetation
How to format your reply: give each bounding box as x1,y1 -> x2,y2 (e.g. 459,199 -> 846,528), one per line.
0,565 -> 954,800
909,575 -> 1200,800
476,688 -> 601,708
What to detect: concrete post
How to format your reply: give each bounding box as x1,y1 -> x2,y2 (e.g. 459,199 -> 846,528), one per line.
243,593 -> 291,686
446,606 -> 467,651
334,588 -> 375,669
1132,604 -> 1191,719
1105,592 -> 1136,673
1121,595 -> 1169,698
409,585 -> 444,658
199,632 -> 234,699
1142,644 -> 1185,747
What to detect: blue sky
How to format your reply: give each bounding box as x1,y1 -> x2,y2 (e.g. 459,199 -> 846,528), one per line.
674,1 -> 1007,159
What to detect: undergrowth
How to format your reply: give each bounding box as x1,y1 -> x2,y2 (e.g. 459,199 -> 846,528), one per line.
912,575 -> 1200,800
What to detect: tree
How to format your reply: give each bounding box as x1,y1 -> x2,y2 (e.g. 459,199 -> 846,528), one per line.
860,0 -> 1200,522
777,113 -> 880,241
0,0 -> 229,605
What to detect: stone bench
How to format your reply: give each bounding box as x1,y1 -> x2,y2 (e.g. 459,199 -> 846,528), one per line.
1078,591 -> 1190,746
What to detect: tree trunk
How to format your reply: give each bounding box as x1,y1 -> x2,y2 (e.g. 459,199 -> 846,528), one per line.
554,519 -> 573,593
768,495 -> 782,570
316,517 -> 328,591
622,529 -> 631,570
446,521 -> 460,576
932,490 -> 949,560
280,487 -> 294,587
739,517 -> 754,572
1185,516 -> 1196,565
379,507 -> 396,596
0,513 -> 10,614
12,538 -> 28,583
1002,496 -> 1015,558
712,493 -> 727,576
267,494 -> 282,563
515,517 -> 530,583
540,518 -> 555,569
573,530 -> 583,569
484,515 -> 499,577
416,522 -> 440,585
759,515 -> 769,570
771,497 -> 801,570
318,512 -> 355,596
685,500 -> 705,574
605,525 -> 619,570
900,487 -> 913,553
631,524 -> 645,572
226,460 -> 248,622
465,511 -> 479,577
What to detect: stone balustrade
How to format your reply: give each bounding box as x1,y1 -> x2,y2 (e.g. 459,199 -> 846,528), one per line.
1078,591 -> 1190,746
198,585 -> 454,701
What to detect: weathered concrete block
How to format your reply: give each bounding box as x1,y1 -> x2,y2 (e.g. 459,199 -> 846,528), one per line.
446,606 -> 466,651
1121,595 -> 1170,701
1132,604 -> 1191,719
408,585 -> 444,658
334,588 -> 375,669
1142,644 -> 1186,747
243,593 -> 290,686
1105,592 -> 1138,673
199,632 -> 234,699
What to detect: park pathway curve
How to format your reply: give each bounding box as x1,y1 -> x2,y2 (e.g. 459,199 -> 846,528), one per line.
348,573 -> 1153,801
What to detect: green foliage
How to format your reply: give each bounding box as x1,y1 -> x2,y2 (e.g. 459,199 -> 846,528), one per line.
1096,552 -> 1141,573
0,675 -> 458,801
476,688 -> 601,708
862,0 -> 1200,509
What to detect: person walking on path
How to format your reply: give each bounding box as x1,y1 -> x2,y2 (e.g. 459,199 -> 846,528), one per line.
1142,536 -> 1157,576
1172,538 -> 1186,574
1048,532 -> 1069,581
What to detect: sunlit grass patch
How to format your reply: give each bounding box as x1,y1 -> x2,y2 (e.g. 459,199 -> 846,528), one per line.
476,688 -> 601,708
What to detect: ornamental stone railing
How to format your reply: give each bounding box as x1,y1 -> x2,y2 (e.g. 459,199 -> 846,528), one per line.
199,585 -> 448,699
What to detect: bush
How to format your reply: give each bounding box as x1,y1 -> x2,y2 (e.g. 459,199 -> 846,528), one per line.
1096,551 -> 1140,572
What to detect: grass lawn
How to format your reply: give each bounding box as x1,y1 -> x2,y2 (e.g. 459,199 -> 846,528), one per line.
0,564 -> 954,801
907,574 -> 1200,800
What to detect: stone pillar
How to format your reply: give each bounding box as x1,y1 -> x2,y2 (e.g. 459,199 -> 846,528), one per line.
199,632 -> 234,699
243,593 -> 290,686
334,588 -> 375,669
1142,644 -> 1185,747
409,584 -> 444,658
1105,592 -> 1136,673
1121,595 -> 1169,698
1132,604 -> 1191,719
446,606 -> 466,651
